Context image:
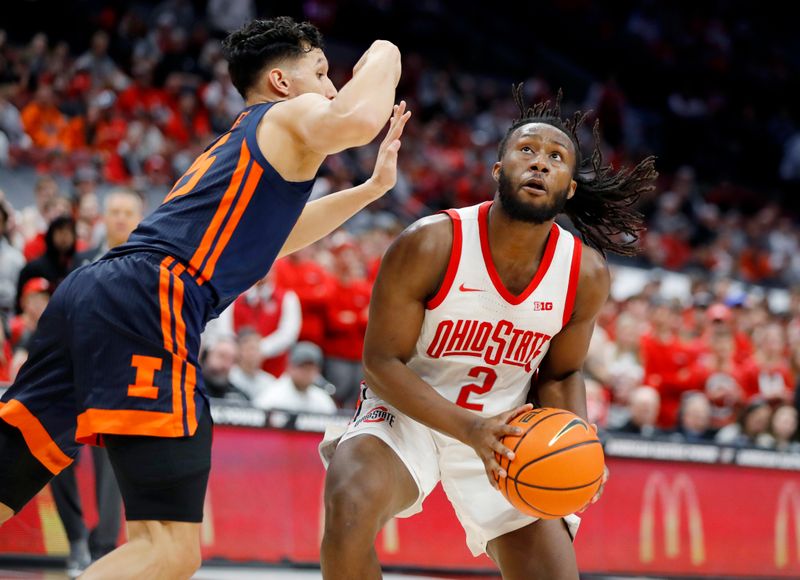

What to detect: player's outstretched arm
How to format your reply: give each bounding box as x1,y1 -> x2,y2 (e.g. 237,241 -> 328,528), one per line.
276,40 -> 401,156
362,217 -> 530,488
277,102 -> 411,258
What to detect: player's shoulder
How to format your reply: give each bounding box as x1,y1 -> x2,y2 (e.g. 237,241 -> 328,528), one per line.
263,93 -> 330,124
571,241 -> 610,316
378,213 -> 453,285
577,243 -> 608,283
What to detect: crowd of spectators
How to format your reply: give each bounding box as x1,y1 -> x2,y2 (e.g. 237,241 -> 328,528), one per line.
0,1 -> 798,450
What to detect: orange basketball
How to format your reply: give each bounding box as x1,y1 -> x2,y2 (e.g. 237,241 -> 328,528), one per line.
495,407 -> 605,519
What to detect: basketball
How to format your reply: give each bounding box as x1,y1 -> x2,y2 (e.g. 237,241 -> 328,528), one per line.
496,408 -> 605,519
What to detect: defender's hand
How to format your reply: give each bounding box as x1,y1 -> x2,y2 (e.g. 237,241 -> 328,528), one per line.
367,101 -> 411,194
464,403 -> 533,489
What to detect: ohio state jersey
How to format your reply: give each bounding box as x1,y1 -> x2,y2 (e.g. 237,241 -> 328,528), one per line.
402,201 -> 582,416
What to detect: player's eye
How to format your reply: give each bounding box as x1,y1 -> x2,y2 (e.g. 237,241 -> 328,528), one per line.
550,152 -> 562,160
521,146 -> 532,153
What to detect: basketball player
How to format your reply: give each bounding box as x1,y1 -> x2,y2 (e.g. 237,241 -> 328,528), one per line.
321,87 -> 657,579
0,17 -> 408,579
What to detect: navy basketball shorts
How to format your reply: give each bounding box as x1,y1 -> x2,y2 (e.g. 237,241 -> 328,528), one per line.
0,252 -> 212,521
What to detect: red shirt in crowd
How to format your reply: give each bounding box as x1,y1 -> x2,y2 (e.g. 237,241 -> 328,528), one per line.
273,257 -> 335,346
323,278 -> 371,361
639,331 -> 697,428
232,285 -> 289,378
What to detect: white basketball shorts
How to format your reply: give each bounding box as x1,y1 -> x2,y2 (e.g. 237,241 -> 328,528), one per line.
320,395 -> 580,556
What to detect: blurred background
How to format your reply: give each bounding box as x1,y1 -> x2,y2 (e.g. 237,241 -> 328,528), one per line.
0,0 -> 799,578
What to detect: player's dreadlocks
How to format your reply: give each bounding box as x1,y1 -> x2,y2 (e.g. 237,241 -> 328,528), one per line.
498,84 -> 657,256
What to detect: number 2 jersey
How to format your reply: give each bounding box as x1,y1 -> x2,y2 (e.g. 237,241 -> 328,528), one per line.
403,201 -> 582,416
109,101 -> 314,316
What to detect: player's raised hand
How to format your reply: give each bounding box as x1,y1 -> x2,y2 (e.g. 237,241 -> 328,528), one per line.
464,403 -> 533,489
367,101 -> 411,193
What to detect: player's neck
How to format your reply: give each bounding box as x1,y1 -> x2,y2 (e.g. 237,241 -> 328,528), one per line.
486,203 -> 554,259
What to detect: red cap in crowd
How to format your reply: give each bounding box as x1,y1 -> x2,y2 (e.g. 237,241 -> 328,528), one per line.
22,277 -> 51,298
706,303 -> 732,322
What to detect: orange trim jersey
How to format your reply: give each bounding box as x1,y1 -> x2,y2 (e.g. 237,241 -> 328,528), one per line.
111,102 -> 314,315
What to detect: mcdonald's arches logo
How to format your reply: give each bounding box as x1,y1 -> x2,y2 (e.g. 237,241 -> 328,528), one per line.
775,481 -> 800,568
640,472 -> 705,565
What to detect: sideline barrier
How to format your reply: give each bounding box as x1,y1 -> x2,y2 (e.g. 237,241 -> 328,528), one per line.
0,402 -> 798,578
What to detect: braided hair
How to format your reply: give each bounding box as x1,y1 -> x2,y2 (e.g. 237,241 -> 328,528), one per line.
222,17 -> 324,99
498,84 -> 657,256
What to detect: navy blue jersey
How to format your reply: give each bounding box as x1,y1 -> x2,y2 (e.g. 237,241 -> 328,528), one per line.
112,101 -> 314,313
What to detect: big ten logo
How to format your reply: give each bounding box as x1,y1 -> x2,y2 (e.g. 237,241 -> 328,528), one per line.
640,472 -> 705,565
318,486 -> 400,553
533,301 -> 553,311
775,481 -> 800,569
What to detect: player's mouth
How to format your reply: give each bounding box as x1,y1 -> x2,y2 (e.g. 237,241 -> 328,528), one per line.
521,177 -> 547,195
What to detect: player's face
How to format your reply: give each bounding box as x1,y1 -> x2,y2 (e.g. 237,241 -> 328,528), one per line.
284,48 -> 337,100
493,123 -> 577,224
104,194 -> 143,247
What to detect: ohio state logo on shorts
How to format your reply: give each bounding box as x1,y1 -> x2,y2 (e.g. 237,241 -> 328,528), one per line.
354,405 -> 396,427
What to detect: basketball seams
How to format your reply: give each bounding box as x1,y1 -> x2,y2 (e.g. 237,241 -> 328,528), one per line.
500,409 -> 573,500
510,472 -> 603,491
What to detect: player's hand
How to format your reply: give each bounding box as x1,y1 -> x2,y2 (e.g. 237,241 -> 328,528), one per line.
464,403 -> 533,490
367,101 -> 411,194
579,424 -> 609,512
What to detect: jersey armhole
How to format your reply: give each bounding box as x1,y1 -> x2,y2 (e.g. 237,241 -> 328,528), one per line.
426,209 -> 462,310
561,235 -> 583,326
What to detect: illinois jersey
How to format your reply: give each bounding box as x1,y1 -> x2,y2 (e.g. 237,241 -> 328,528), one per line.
406,201 -> 582,415
112,101 -> 314,314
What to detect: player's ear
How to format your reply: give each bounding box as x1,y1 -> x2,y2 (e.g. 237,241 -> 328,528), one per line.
567,179 -> 577,200
492,162 -> 502,183
267,68 -> 291,97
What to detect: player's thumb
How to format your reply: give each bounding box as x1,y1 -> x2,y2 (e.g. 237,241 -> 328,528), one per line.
388,139 -> 401,152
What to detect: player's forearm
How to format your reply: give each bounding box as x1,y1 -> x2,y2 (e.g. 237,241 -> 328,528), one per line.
364,356 -> 477,444
278,180 -> 386,257
329,41 -> 401,143
535,371 -> 588,421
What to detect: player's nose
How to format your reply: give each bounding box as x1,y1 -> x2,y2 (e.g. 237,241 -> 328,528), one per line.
325,79 -> 338,100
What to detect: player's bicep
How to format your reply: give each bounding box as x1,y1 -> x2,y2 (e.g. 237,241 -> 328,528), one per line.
363,218 -> 452,366
275,94 -> 380,155
538,247 -> 610,382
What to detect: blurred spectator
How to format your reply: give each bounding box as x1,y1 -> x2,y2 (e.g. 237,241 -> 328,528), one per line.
585,378 -> 610,430
229,328 -> 275,401
0,202 -> 24,316
73,30 -> 127,90
323,238 -> 371,408
16,215 -> 77,310
253,341 -> 336,415
22,195 -> 74,262
672,392 -> 716,443
715,398 -> 772,447
640,299 -> 696,428
747,323 -> 794,403
613,385 -> 662,437
231,270 -> 301,379
687,325 -> 748,429
20,84 -> 68,151
9,277 -> 50,350
757,404 -> 800,452
273,248 -> 335,347
18,175 -> 59,243
201,336 -> 247,401
74,189 -> 143,266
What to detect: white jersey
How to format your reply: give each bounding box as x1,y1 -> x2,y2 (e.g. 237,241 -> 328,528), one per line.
403,201 -> 582,416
